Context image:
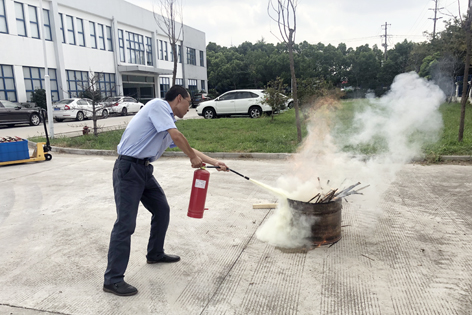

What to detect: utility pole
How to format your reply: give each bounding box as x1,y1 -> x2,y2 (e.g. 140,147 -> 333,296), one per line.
380,22 -> 391,60
429,0 -> 443,40
458,0 -> 472,142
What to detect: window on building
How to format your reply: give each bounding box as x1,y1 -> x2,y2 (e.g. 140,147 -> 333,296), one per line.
42,9 -> 51,41
14,2 -> 26,37
164,41 -> 168,61
97,23 -> 105,50
66,70 -> 89,97
0,0 -> 8,34
170,43 -> 175,62
23,67 -> 59,102
118,29 -> 125,62
187,47 -> 196,65
159,40 -> 163,60
89,21 -> 97,49
178,45 -> 182,63
146,37 -> 153,66
0,65 -> 17,101
106,26 -> 113,51
28,5 -> 39,39
126,31 -> 145,65
66,15 -> 75,45
59,13 -> 65,43
76,18 -> 84,46
188,79 -> 197,95
201,80 -> 206,92
160,77 -> 170,98
200,50 -> 204,67
96,72 -> 116,99
175,78 -> 183,86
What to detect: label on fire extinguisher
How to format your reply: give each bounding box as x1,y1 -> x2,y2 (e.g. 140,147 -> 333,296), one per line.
195,179 -> 206,189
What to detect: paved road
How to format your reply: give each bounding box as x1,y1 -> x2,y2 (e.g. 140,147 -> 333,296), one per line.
1,154 -> 471,314
0,108 -> 202,139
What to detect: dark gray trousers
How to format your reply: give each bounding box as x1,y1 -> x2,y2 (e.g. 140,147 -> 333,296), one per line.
104,159 -> 169,285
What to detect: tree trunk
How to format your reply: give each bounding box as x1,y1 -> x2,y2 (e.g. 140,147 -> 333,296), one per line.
288,31 -> 302,143
459,3 -> 472,142
172,43 -> 177,86
93,102 -> 98,137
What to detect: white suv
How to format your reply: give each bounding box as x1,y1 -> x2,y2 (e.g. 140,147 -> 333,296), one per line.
103,96 -> 144,116
196,89 -> 276,119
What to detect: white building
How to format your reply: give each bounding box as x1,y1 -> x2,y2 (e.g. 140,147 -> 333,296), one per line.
0,0 -> 208,103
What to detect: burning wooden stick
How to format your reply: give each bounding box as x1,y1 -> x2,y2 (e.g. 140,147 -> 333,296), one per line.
319,189 -> 338,203
307,181 -> 369,204
332,183 -> 369,201
307,193 -> 320,203
334,182 -> 361,198
354,185 -> 370,192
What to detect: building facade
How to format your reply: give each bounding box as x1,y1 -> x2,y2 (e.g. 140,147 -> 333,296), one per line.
0,0 -> 208,103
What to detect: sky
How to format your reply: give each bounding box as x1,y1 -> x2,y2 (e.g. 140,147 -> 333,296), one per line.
128,0 -> 468,50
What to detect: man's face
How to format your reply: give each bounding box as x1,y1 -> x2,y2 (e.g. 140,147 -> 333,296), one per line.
175,94 -> 191,119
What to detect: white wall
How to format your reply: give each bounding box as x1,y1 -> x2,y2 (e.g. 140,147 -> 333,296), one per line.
0,0 -> 208,101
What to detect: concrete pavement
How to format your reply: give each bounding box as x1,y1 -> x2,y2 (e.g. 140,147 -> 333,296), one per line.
1,152 -> 472,314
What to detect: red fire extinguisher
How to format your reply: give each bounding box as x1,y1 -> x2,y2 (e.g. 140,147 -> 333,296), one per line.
187,165 -> 210,219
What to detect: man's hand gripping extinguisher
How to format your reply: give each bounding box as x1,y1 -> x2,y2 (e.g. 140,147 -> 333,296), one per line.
187,164 -> 211,218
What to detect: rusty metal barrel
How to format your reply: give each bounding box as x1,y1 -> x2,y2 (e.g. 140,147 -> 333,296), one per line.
287,198 -> 342,245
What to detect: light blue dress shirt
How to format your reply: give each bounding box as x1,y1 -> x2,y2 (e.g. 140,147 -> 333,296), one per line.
117,98 -> 177,162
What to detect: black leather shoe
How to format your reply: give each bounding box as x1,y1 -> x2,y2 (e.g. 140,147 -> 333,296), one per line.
103,281 -> 138,296
147,254 -> 181,264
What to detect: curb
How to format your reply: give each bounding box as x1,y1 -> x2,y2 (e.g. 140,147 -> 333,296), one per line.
27,141 -> 472,161
27,141 -> 292,160
440,155 -> 472,161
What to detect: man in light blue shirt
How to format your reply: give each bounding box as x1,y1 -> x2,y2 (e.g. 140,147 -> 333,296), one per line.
103,86 -> 228,296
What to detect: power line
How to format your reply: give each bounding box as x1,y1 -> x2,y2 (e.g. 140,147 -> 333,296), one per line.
323,35 -> 380,42
408,0 -> 434,36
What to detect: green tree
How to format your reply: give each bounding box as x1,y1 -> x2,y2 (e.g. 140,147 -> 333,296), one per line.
78,71 -> 110,137
262,77 -> 288,120
408,42 -> 433,73
379,40 -> 415,89
346,44 -> 382,92
31,88 -> 47,110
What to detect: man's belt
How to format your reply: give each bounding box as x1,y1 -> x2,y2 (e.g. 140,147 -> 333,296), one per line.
118,155 -> 150,166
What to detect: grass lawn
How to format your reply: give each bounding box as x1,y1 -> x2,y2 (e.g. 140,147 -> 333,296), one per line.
29,101 -> 472,156
423,102 -> 472,156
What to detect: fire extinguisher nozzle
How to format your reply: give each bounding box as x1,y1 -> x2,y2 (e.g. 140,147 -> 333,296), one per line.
229,169 -> 250,180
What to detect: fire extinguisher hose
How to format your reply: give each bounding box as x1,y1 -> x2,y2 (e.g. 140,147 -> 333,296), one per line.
205,166 -> 250,180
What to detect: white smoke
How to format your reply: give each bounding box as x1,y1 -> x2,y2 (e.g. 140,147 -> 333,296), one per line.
256,72 -> 445,248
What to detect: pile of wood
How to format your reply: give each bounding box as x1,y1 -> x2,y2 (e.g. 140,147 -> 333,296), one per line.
307,178 -> 370,204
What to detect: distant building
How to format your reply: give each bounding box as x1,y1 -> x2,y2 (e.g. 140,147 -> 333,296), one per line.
0,0 -> 208,103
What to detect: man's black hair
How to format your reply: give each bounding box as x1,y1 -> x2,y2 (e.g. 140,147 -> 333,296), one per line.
164,85 -> 189,102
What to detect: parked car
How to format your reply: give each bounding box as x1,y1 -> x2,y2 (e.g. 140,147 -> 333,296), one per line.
53,98 -> 109,122
102,96 -> 144,116
191,93 -> 211,108
0,100 -> 42,127
196,89 -> 292,119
